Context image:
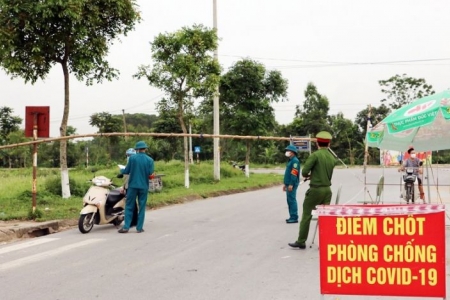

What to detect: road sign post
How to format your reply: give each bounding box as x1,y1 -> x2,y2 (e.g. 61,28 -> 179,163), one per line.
25,107 -> 50,213
290,135 -> 311,153
194,146 -> 201,163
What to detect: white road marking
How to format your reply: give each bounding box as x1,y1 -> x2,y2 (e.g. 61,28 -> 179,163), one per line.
0,238 -> 59,255
0,239 -> 103,271
156,234 -> 172,239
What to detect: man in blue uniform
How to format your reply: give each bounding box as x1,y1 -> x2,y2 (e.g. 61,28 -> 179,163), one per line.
284,144 -> 301,223
119,141 -> 154,233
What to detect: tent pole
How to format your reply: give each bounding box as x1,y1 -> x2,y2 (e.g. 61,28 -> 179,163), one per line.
363,105 -> 372,203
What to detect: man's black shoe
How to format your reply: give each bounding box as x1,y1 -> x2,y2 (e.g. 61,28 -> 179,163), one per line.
288,241 -> 306,249
286,219 -> 298,224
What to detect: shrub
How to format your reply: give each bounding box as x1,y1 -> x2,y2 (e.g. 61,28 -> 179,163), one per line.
28,208 -> 43,220
17,190 -> 54,204
45,177 -> 85,197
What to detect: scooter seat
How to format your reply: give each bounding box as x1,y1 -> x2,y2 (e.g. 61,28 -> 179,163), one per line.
106,189 -> 125,205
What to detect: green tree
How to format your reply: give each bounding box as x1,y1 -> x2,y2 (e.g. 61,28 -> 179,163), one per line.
123,113 -> 158,132
135,24 -> 221,186
219,59 -> 288,170
89,112 -> 122,159
258,141 -> 278,164
354,104 -> 391,134
90,112 -> 122,134
151,105 -> 183,161
6,130 -> 29,168
379,74 -> 435,110
354,105 -> 391,165
66,126 -> 78,136
0,107 -> 23,167
329,113 -> 361,165
0,0 -> 140,197
295,83 -> 332,136
0,107 -> 22,144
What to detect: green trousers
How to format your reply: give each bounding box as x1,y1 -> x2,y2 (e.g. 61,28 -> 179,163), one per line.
297,186 -> 332,244
286,184 -> 299,221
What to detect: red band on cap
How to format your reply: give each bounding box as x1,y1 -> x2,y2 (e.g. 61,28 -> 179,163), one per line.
317,138 -> 330,143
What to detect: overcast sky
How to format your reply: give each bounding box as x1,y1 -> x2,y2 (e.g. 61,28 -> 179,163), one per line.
2,0 -> 450,137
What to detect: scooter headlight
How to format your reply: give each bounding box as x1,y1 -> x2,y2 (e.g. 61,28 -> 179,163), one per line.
93,178 -> 106,186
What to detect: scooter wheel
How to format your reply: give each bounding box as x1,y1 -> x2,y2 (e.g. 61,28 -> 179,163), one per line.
78,213 -> 94,234
112,218 -> 123,227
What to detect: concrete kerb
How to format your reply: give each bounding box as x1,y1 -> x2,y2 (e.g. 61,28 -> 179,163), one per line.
0,219 -> 78,244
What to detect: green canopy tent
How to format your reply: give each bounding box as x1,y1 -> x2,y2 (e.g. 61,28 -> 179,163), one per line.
367,90 -> 450,151
365,90 -> 450,203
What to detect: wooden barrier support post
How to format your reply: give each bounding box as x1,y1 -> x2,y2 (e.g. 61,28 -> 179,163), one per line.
32,113 -> 38,213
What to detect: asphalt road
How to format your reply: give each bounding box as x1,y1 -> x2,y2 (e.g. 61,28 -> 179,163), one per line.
0,167 -> 449,300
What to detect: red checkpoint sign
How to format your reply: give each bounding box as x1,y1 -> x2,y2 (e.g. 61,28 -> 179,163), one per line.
317,204 -> 446,298
25,106 -> 50,138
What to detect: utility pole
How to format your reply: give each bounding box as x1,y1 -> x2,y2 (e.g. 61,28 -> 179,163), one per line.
213,0 -> 220,180
189,123 -> 193,164
122,109 -> 128,141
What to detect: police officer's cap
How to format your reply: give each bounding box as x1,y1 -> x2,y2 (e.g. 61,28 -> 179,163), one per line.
285,144 -> 298,154
316,131 -> 332,143
134,141 -> 148,150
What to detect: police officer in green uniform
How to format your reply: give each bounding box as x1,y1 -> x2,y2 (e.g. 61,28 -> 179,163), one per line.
289,131 -> 335,249
284,145 -> 301,223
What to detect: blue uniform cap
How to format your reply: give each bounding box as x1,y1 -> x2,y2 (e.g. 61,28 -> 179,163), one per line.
285,145 -> 298,154
134,141 -> 148,150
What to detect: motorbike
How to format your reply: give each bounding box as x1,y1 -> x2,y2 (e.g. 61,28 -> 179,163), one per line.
401,167 -> 420,204
231,161 -> 245,172
78,175 -> 125,233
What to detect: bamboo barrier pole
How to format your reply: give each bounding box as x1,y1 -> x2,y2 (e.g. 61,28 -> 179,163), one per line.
0,132 -> 316,150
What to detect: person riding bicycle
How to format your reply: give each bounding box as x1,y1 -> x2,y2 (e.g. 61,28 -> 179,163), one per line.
398,147 -> 425,203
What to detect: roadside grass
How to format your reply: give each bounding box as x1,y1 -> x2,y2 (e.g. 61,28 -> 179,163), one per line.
0,161 -> 282,222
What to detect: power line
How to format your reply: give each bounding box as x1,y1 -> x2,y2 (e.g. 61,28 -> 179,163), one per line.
48,94 -> 164,124
220,54 -> 345,64
220,54 -> 450,68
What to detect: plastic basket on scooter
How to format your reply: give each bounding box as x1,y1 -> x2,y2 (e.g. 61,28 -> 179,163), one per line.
149,174 -> 164,192
403,174 -> 416,183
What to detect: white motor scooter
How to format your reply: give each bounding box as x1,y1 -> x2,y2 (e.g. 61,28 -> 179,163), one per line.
78,175 -> 125,233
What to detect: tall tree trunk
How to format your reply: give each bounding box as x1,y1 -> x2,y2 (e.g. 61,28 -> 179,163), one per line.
245,140 -> 251,178
60,62 -> 71,198
178,102 -> 189,188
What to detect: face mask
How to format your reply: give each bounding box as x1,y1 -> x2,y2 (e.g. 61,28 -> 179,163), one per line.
285,151 -> 291,157
410,154 -> 416,158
